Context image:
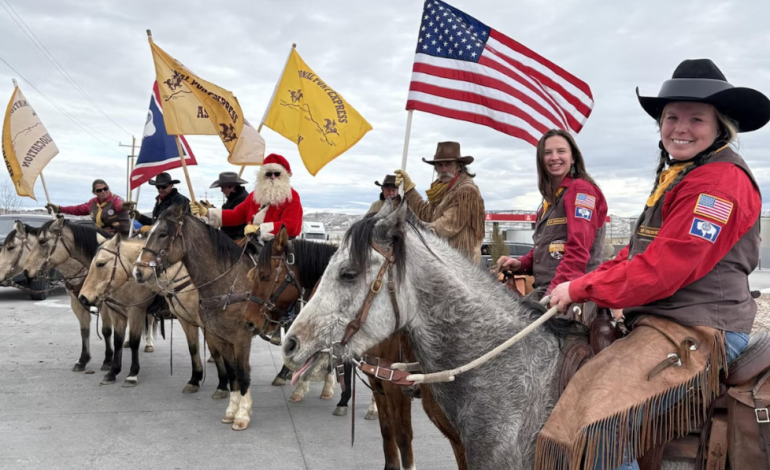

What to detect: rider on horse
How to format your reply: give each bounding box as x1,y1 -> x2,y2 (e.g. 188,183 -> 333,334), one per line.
395,141 -> 486,264
47,179 -> 135,236
366,174 -> 401,216
542,59 -> 769,470
208,171 -> 249,240
191,153 -> 303,241
134,172 -> 191,234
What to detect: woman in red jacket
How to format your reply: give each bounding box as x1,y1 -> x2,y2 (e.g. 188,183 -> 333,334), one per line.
545,59 -> 770,470
496,129 -> 607,296
46,179 -> 134,236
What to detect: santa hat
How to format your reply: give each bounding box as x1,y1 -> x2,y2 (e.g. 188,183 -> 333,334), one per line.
263,153 -> 292,176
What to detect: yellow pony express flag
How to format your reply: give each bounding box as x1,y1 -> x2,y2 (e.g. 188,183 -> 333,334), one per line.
148,36 -> 265,166
264,49 -> 372,175
2,84 -> 59,199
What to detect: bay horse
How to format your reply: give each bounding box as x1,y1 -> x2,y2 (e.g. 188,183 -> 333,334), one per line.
281,202 -> 601,469
78,234 -> 229,398
133,204 -> 257,431
252,225 -> 467,470
22,217 -> 152,387
3,222 -> 114,373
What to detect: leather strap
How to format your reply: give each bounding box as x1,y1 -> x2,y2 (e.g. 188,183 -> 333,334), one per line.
199,292 -> 250,310
359,355 -> 415,387
340,244 -> 393,346
753,368 -> 770,469
705,417 -> 727,470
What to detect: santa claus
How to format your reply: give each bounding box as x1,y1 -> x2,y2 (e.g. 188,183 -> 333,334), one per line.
192,153 -> 303,241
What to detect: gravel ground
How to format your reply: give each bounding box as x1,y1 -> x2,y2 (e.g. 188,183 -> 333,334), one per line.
755,294 -> 770,332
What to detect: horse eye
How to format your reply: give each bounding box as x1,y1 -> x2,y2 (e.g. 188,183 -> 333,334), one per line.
96,262 -> 106,268
6,246 -> 14,251
339,271 -> 357,281
39,240 -> 47,245
260,274 -> 271,281
159,232 -> 168,238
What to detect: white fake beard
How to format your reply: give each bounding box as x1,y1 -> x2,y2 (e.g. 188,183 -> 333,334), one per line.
254,165 -> 292,206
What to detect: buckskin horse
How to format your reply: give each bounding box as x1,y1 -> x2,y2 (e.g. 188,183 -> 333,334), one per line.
282,202 -> 747,469
78,234 -> 229,398
22,217 -> 152,387
133,205 -> 258,431
254,224 -> 467,470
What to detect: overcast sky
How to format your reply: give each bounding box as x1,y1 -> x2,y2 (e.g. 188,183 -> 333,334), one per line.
1,0 -> 770,216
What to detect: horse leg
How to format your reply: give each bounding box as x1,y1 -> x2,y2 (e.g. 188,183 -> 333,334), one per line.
388,381 -> 415,470
144,314 -> 155,352
123,307 -> 144,387
220,345 -> 240,424
421,385 -> 468,470
232,340 -> 252,431
333,362 -> 353,416
320,372 -> 335,400
365,395 -> 379,420
206,335 -> 229,399
289,378 -> 310,402
99,303 -> 113,371
69,293 -> 91,371
101,309 -> 125,385
177,317 -> 202,394
371,379 -> 401,470
272,365 -> 293,386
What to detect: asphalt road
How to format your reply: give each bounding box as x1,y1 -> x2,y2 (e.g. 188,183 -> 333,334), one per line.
0,288 -> 454,470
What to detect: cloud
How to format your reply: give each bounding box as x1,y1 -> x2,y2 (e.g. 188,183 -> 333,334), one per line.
0,0 -> 768,216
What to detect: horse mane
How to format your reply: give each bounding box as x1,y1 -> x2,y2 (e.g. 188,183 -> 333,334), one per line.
202,222 -> 243,267
258,238 -> 338,289
6,224 -> 42,244
41,219 -> 113,259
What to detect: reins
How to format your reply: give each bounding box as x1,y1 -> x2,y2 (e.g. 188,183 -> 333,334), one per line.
248,244 -> 303,343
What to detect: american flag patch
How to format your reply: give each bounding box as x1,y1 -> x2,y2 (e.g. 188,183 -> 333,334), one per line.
694,194 -> 733,224
575,193 -> 596,209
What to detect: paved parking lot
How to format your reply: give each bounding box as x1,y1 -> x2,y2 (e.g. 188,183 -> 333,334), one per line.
0,288 -> 454,470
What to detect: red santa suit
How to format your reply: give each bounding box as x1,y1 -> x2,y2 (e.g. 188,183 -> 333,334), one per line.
206,154 -> 303,240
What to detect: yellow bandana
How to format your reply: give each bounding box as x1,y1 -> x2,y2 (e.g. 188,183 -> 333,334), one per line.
94,201 -> 107,228
646,145 -> 730,207
541,187 -> 566,218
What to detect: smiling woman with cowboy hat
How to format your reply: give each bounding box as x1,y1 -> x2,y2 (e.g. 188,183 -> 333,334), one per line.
395,141 -> 486,263
134,172 -> 191,233
539,59 -> 770,470
47,179 -> 134,236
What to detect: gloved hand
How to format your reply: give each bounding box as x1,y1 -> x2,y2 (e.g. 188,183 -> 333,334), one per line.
122,201 -> 136,211
394,169 -> 415,193
244,224 -> 259,237
138,225 -> 152,234
45,203 -> 60,214
191,201 -> 208,217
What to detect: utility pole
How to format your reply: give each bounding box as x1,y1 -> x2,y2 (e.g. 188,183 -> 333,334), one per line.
119,136 -> 140,200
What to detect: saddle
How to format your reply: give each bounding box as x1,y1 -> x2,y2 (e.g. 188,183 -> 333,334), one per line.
556,316 -> 770,470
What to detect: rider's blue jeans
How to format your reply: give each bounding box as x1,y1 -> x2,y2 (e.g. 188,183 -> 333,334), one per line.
602,330 -> 749,470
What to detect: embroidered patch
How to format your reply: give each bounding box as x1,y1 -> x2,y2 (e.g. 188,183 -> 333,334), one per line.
693,193 -> 732,224
576,193 -> 596,209
549,241 -> 565,260
107,209 -> 115,216
689,218 -> 721,243
547,217 -> 567,226
575,207 -> 592,221
637,225 -> 659,238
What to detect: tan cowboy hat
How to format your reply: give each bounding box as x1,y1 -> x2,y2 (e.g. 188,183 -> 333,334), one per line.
422,141 -> 474,165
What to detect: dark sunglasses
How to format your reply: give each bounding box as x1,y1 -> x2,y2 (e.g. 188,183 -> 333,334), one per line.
94,187 -> 109,193
265,172 -> 281,178
156,184 -> 169,190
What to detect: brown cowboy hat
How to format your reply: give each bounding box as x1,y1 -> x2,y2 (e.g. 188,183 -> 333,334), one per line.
375,175 -> 397,188
209,171 -> 248,189
422,141 -> 474,165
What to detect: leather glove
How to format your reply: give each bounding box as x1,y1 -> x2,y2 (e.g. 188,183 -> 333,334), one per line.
394,169 -> 415,193
138,225 -> 152,234
244,224 -> 259,237
191,201 -> 208,217
45,203 -> 60,214
122,201 -> 136,211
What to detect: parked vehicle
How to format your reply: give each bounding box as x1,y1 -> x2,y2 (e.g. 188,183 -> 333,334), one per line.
480,242 -> 533,269
300,222 -> 329,241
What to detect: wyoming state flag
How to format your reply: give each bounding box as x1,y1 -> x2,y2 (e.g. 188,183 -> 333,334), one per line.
264,49 -> 372,175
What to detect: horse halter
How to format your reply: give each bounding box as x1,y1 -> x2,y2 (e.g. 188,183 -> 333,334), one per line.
249,244 -> 302,344
40,226 -> 72,275
97,243 -> 131,300
134,219 -> 184,275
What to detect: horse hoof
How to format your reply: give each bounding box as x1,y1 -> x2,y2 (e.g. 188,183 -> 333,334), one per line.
222,415 -> 235,424
211,389 -> 229,399
365,409 -> 379,421
207,356 -> 215,363
182,384 -> 199,394
289,393 -> 303,402
100,375 -> 116,385
144,345 -> 154,353
122,377 -> 138,387
123,340 -> 129,348
333,406 -> 348,417
271,377 -> 286,386
231,419 -> 249,431
320,393 -> 334,400
100,363 -> 111,371
72,362 -> 86,372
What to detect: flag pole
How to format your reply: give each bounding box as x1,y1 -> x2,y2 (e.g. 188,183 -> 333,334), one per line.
398,110 -> 414,196
39,172 -> 54,219
128,184 -> 141,237
238,43 -> 297,178
175,135 -> 196,204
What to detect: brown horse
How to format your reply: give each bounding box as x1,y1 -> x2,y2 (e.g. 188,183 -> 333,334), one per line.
246,226 -> 467,469
133,205 -> 256,431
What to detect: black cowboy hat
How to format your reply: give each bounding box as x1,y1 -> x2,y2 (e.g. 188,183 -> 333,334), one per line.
375,175 -> 397,188
637,58 -> 770,133
422,141 -> 474,165
148,172 -> 180,186
209,171 -> 248,189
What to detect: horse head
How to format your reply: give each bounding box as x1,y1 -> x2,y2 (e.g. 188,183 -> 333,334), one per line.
23,216 -> 68,279
283,202 -> 414,382
133,203 -> 187,284
0,222 -> 34,282
79,234 -> 131,308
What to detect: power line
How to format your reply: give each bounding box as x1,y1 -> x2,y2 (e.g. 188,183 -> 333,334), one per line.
0,0 -> 133,138
0,54 -> 123,156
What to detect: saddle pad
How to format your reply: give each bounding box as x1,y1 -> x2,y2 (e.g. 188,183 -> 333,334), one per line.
535,315 -> 725,470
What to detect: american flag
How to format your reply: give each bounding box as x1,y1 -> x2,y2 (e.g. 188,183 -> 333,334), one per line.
694,194 -> 733,224
576,193 -> 596,209
407,0 -> 594,146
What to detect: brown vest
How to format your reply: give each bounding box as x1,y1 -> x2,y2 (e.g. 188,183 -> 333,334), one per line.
624,148 -> 759,334
89,199 -> 130,235
532,180 -> 606,288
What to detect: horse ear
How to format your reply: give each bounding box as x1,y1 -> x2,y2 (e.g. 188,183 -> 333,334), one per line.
273,225 -> 288,254
14,220 -> 25,236
376,200 -> 408,242
114,232 -> 123,244
175,202 -> 187,220
51,216 -> 65,231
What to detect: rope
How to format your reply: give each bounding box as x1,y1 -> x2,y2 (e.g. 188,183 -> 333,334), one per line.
406,296 -> 558,384
170,319 -> 173,376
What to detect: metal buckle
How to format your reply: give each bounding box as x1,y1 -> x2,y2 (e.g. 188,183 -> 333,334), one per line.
667,352 -> 682,367
375,365 -> 395,381
265,300 -> 275,311
148,261 -> 157,267
371,280 -> 382,294
756,408 -> 770,423
286,253 -> 295,265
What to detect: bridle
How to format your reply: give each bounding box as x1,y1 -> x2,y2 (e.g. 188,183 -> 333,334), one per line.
95,243 -> 131,301
248,243 -> 303,344
39,226 -> 72,275
133,218 -> 184,276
